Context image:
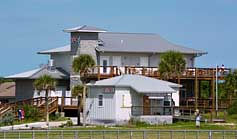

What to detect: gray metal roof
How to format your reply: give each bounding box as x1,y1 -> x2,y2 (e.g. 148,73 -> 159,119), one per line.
5,67 -> 70,79
63,25 -> 107,33
88,74 -> 182,94
98,32 -> 206,55
39,32 -> 206,55
38,45 -> 70,54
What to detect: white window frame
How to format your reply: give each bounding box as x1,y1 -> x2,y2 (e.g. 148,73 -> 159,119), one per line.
98,94 -> 104,107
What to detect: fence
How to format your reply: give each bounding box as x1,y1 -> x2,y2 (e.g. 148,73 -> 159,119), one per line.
0,130 -> 237,139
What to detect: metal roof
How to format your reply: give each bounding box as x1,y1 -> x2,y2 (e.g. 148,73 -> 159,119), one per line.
5,67 -> 70,79
38,45 -> 70,54
38,32 -> 206,55
0,82 -> 15,97
97,32 -> 206,55
63,25 -> 107,33
87,74 -> 182,94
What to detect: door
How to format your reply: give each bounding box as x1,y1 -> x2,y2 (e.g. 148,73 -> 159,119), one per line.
143,96 -> 151,115
100,56 -> 110,74
140,57 -> 148,67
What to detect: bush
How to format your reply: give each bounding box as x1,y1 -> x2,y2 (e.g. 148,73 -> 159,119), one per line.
65,120 -> 73,127
22,104 -> 41,121
227,100 -> 237,115
1,111 -> 14,126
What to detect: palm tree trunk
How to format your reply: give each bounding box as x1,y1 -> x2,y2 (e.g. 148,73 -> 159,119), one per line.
82,84 -> 86,126
45,90 -> 49,127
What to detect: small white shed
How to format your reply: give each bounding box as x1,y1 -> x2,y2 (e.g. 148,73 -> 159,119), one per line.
85,75 -> 181,125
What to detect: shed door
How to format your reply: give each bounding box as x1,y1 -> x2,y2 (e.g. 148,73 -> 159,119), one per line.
143,96 -> 150,115
140,57 -> 148,67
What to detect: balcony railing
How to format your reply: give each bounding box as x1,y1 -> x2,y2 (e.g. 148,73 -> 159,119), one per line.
83,66 -> 230,79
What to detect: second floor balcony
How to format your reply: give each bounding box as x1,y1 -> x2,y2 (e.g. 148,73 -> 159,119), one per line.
72,66 -> 231,80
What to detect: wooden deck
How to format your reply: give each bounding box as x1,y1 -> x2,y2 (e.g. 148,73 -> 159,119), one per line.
0,97 -> 78,118
82,66 -> 230,80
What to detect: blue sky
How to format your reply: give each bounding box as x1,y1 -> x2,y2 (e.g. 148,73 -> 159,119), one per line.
0,0 -> 236,76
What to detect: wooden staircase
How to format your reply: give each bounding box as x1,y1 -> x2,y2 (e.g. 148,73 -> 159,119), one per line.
0,97 -> 59,118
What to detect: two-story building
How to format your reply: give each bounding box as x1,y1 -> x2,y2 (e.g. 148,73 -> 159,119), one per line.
6,25 -> 229,122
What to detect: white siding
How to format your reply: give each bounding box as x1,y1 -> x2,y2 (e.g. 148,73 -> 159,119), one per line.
115,88 -> 131,121
86,87 -> 116,122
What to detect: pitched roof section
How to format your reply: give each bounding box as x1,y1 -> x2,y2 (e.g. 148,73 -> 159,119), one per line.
88,74 -> 182,94
63,25 -> 107,33
98,32 -> 206,55
5,67 -> 70,79
38,32 -> 206,55
0,82 -> 15,97
38,45 -> 70,54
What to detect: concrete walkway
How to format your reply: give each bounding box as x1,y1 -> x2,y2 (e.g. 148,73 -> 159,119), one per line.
0,121 -> 68,131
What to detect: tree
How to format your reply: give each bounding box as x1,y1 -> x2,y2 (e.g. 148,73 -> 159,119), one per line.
72,54 -> 95,126
159,51 -> 186,80
72,84 -> 84,126
223,70 -> 237,104
33,75 -> 56,127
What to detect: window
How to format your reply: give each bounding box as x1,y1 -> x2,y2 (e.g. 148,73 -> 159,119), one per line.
98,94 -> 103,107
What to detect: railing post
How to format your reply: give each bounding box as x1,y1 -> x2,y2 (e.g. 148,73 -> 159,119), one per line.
196,131 -> 199,139
170,131 -> 173,139
117,130 -> 119,139
60,130 -> 63,139
157,131 -> 160,139
222,131 -> 225,139
183,130 -> 186,139
103,131 -> 105,139
32,131 -> 35,139
208,131 -> 212,139
74,131 -> 78,139
143,131 -> 146,139
18,131 -> 20,139
46,130 -> 49,139
130,131 -> 132,139
90,131 -> 92,139
3,131 -> 6,139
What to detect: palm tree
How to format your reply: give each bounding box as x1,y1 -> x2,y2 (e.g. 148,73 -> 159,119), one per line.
72,54 -> 95,126
72,84 -> 83,125
33,75 -> 56,127
159,51 -> 186,81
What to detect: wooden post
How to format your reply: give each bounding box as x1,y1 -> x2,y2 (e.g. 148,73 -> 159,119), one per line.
195,68 -> 198,109
97,66 -> 101,80
211,69 -> 215,121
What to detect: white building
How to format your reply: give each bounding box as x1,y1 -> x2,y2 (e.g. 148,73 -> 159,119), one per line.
86,74 -> 182,125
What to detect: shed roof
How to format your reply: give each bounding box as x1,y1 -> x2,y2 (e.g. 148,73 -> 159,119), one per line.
88,74 -> 182,93
5,67 -> 70,79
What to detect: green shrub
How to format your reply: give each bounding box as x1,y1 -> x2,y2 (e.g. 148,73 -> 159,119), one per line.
227,100 -> 237,115
65,120 -> 73,127
22,104 -> 41,121
49,112 -> 60,121
0,111 -> 14,126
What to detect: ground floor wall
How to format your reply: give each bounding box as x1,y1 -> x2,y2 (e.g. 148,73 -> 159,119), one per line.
15,79 -> 70,101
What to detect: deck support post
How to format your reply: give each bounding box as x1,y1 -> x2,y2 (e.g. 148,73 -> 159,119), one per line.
211,69 -> 215,121
195,68 -> 198,109
97,66 -> 101,80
